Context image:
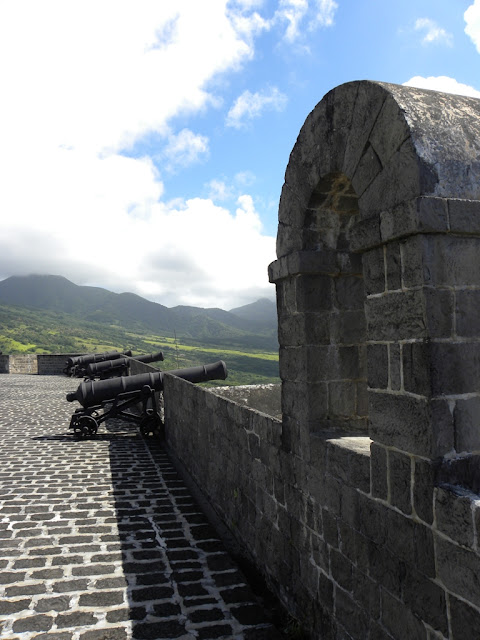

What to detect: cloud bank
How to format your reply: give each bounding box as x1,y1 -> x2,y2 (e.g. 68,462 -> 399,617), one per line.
0,0 -> 282,310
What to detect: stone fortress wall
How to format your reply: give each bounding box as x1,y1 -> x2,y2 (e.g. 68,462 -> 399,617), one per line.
163,81 -> 480,639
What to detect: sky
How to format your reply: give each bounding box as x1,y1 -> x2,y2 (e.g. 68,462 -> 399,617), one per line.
1,0 -> 479,310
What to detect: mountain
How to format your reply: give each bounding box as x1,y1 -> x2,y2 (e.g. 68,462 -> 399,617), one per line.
229,298 -> 277,331
0,274 -> 278,349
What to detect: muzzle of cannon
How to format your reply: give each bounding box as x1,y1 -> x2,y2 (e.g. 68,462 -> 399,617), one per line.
131,350 -> 165,365
85,351 -> 165,380
64,349 -> 133,377
66,361 -> 227,438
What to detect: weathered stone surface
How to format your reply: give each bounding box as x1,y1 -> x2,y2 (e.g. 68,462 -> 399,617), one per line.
454,397 -> 480,452
389,450 -> 412,515
435,485 -> 475,547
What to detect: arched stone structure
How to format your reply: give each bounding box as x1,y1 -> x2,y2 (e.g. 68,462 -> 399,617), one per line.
269,80 -> 480,460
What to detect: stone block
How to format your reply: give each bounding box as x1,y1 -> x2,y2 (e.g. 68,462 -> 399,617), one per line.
448,198 -> 480,234
331,309 -> 367,344
353,568 -> 381,621
456,289 -> 480,338
371,443 -> 388,500
413,458 -> 436,525
389,450 -> 412,515
334,275 -> 365,310
351,142 -> 383,198
357,493 -> 387,546
431,342 -> 480,396
454,397 -> 480,453
423,235 -> 480,287
281,380 -> 328,423
278,181 -> 306,228
356,381 -> 369,417
322,508 -> 339,547
350,215 -> 381,252
369,93 -> 410,169
367,542 -> 405,597
359,138 -> 426,214
363,247 -> 385,295
450,593 -> 480,640
389,343 -> 401,391
424,287 -> 454,338
402,341 -> 431,397
329,381 -> 356,417
335,587 -> 368,640
343,80 -> 387,179
368,391 -> 454,458
296,274 -> 333,312
400,235 -> 424,288
330,548 -> 354,591
386,242 -> 401,291
380,589 -> 426,640
402,568 -> 448,636
367,344 -> 388,389
435,535 -> 480,608
434,485 -> 474,548
365,290 -> 426,341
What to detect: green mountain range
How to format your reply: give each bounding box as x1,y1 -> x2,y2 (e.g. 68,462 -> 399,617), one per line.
0,275 -> 279,385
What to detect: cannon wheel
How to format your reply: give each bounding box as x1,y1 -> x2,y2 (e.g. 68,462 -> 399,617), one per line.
73,415 -> 98,438
139,410 -> 163,438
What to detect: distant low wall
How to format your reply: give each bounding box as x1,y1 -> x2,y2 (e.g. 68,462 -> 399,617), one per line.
211,383 -> 281,419
8,354 -> 38,374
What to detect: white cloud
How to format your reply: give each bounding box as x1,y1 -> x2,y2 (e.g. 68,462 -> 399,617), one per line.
0,0 -> 277,309
414,18 -> 453,46
277,0 -> 309,43
403,75 -> 480,98
275,0 -> 337,43
311,0 -> 338,29
465,0 -> 480,53
206,179 -> 234,201
226,87 -> 288,128
163,129 -> 209,171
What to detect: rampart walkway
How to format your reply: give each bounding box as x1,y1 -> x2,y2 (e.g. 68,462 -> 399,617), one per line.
0,375 -> 280,640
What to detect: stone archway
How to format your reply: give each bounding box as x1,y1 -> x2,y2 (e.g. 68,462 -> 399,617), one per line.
269,79 -> 480,458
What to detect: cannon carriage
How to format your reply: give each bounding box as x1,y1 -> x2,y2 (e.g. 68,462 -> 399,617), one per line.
66,360 -> 227,438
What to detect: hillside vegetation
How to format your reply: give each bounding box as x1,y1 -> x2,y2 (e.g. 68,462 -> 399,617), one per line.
0,275 -> 280,385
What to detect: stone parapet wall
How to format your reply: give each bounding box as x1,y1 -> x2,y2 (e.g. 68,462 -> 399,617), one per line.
37,354 -> 80,375
164,375 -> 480,639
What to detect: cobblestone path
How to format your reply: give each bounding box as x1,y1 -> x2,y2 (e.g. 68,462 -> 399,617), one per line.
0,375 -> 280,640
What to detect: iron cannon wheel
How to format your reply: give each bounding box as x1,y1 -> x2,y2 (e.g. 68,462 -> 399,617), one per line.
73,415 -> 98,438
139,409 -> 163,437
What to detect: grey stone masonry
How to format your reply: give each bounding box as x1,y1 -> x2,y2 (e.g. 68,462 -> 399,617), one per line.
0,375 -> 281,640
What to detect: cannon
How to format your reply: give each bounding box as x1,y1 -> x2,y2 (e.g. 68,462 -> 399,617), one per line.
66,360 -> 227,438
85,350 -> 165,380
64,349 -> 133,377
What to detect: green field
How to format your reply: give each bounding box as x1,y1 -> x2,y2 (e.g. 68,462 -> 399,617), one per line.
0,304 -> 279,385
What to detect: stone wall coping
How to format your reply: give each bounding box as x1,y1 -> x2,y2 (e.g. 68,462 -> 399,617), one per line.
350,196 -> 480,252
268,249 -> 363,283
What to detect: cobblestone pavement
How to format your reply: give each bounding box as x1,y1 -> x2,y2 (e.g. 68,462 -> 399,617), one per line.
0,375 -> 281,640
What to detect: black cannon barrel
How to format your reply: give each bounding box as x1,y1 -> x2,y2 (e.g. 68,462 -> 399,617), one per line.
130,350 -> 164,364
66,360 -> 227,407
66,349 -> 132,368
85,358 -> 130,377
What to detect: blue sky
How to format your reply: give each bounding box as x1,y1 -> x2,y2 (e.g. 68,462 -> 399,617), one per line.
0,0 -> 479,309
